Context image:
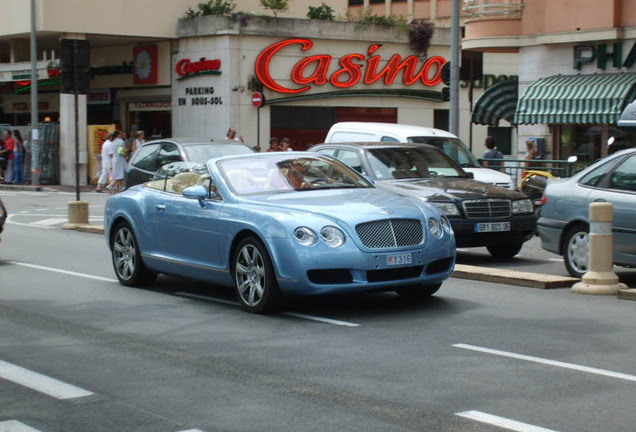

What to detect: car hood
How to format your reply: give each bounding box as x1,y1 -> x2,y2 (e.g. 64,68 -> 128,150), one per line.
376,177 -> 525,201
240,188 -> 430,223
463,167 -> 513,185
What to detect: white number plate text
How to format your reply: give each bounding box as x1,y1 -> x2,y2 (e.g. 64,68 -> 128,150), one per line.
387,253 -> 412,266
474,222 -> 511,232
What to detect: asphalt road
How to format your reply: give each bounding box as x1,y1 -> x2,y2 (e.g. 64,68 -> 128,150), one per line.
2,189 -> 636,432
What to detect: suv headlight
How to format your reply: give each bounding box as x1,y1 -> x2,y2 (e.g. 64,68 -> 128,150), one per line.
512,199 -> 533,214
428,218 -> 443,239
321,226 -> 345,248
429,202 -> 460,216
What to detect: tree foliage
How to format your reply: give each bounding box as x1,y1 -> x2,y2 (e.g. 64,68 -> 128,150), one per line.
260,0 -> 290,17
184,0 -> 236,17
409,20 -> 435,58
307,3 -> 335,20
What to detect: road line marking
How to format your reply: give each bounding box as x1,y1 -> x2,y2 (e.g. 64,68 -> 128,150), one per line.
282,312 -> 360,327
456,411 -> 561,432
9,261 -> 118,283
0,420 -> 43,432
454,343 -> 636,383
31,217 -> 68,226
548,258 -> 563,262
176,429 -> 207,432
0,360 -> 94,400
175,292 -> 360,327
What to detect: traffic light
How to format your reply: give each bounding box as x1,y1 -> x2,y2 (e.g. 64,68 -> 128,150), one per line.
60,39 -> 91,94
441,87 -> 450,102
440,62 -> 451,86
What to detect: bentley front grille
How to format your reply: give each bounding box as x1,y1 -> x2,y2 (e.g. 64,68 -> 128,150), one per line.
355,218 -> 423,249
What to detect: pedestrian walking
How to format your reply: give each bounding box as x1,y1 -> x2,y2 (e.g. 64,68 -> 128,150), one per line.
12,130 -> 25,184
96,132 -> 115,192
0,130 -> 15,183
109,131 -> 126,193
225,127 -> 244,142
280,137 -> 293,151
266,137 -> 279,152
131,130 -> 145,155
482,136 -> 504,172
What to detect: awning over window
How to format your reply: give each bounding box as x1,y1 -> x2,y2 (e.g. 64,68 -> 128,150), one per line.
471,79 -> 518,126
515,73 -> 636,125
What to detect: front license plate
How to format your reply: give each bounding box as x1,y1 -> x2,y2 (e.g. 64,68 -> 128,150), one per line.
474,222 -> 511,233
387,253 -> 412,266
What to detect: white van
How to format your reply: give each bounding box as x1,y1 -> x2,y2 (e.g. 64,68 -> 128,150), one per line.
325,122 -> 514,189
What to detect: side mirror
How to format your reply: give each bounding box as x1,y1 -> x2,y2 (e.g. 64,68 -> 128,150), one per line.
477,158 -> 484,166
465,172 -> 474,179
183,184 -> 209,207
567,155 -> 578,163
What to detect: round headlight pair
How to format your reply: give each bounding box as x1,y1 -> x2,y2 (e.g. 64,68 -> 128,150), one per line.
294,226 -> 345,247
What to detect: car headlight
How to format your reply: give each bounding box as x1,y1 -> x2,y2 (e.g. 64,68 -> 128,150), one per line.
294,227 -> 317,246
428,218 -> 443,239
429,202 -> 461,216
512,199 -> 533,214
321,226 -> 346,248
441,216 -> 452,233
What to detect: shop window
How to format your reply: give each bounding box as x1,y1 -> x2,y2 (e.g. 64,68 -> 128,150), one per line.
487,127 -> 512,155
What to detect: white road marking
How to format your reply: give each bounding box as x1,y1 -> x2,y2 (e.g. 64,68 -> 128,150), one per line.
456,411 -> 562,432
454,343 -> 636,383
31,217 -> 68,226
0,360 -> 93,400
0,420 -> 43,432
282,312 -> 360,327
175,292 -> 360,327
9,261 -> 118,283
176,429 -> 207,432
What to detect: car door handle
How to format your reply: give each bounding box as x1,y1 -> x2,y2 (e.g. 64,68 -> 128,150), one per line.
593,198 -> 607,202
156,204 -> 166,211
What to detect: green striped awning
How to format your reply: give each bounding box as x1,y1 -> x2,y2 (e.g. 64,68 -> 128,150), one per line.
471,79 -> 518,126
515,73 -> 636,125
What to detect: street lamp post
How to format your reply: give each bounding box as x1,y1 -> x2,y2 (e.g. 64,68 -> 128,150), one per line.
30,0 -> 40,186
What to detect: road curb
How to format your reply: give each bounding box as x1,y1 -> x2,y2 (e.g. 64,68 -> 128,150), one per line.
452,264 -> 579,289
617,288 -> 636,301
76,224 -> 105,235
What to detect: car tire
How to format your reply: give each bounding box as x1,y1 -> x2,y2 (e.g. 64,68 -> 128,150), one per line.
111,221 -> 157,287
232,236 -> 283,314
395,283 -> 442,299
486,242 -> 523,259
563,223 -> 589,278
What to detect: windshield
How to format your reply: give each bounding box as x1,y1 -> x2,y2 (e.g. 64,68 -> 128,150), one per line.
218,154 -> 373,195
366,147 -> 467,180
407,136 -> 481,168
184,143 -> 254,163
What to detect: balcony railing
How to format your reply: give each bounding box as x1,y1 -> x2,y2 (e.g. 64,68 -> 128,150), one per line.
463,0 -> 524,18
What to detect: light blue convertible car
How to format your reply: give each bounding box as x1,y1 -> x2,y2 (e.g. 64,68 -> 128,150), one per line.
105,152 -> 456,313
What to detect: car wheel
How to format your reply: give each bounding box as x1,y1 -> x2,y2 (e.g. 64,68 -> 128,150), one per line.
395,283 -> 442,299
486,242 -> 523,259
111,221 -> 157,287
563,224 -> 589,278
232,236 -> 282,314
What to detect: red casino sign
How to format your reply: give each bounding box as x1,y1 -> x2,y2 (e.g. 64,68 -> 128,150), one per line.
255,38 -> 445,94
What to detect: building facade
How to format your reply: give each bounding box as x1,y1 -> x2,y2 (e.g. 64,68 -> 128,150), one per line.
1,0 -> 512,185
464,0 -> 636,165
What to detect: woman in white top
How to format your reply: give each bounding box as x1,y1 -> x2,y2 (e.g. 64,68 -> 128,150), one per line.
109,131 -> 126,193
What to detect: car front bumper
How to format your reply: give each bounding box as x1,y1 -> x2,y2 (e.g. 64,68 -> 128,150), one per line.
449,214 -> 537,248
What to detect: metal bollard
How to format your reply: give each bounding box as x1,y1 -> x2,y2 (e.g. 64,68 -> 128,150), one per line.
572,202 -> 627,295
63,201 -> 90,229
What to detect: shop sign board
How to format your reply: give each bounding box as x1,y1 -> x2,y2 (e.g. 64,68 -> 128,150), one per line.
574,40 -> 636,70
176,57 -> 222,81
255,38 -> 445,94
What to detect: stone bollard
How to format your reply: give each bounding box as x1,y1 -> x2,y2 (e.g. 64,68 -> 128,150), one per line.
63,201 -> 90,230
572,202 -> 627,295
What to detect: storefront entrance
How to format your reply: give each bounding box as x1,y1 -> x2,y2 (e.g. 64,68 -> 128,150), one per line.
270,106 -> 397,151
